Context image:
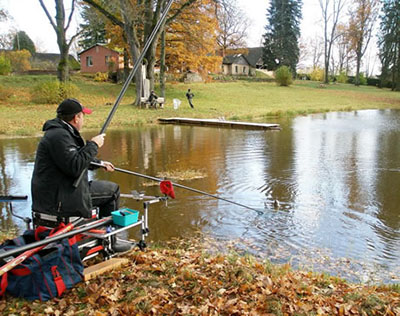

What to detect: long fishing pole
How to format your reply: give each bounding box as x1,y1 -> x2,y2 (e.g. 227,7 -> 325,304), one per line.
0,217 -> 113,260
91,162 -> 263,215
73,0 -> 175,188
100,0 -> 174,134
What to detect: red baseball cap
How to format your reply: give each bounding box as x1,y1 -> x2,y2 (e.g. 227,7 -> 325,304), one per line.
57,98 -> 92,115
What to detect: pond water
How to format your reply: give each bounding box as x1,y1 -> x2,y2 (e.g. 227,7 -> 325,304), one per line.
1,109 -> 400,284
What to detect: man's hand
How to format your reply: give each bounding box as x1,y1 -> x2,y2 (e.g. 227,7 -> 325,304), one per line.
91,133 -> 106,148
101,161 -> 115,172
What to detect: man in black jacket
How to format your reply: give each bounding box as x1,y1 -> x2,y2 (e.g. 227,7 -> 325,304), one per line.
31,98 -> 119,219
185,89 -> 194,108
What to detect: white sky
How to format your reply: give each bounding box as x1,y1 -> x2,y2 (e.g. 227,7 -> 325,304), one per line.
237,0 -> 322,47
2,0 -> 322,53
1,0 -> 379,74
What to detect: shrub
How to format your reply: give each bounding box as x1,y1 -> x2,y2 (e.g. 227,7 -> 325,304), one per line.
358,73 -> 367,85
275,66 -> 293,86
0,54 -> 11,75
7,50 -> 31,72
310,68 -> 324,81
68,57 -> 80,71
94,72 -> 108,82
337,71 -> 348,83
31,80 -> 79,104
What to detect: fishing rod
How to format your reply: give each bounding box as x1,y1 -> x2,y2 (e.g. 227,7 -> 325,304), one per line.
91,162 -> 264,215
0,217 -> 113,260
73,0 -> 175,188
100,0 -> 174,134
0,218 -> 85,276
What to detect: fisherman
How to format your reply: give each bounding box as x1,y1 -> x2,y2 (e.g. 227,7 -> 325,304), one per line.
31,98 -> 131,252
148,90 -> 158,108
186,88 -> 194,108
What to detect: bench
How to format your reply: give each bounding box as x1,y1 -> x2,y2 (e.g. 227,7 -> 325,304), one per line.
140,97 -> 165,109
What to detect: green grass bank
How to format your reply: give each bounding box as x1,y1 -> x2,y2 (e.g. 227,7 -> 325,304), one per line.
0,74 -> 399,136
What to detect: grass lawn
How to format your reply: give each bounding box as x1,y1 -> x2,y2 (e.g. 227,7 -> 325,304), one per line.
0,74 -> 399,136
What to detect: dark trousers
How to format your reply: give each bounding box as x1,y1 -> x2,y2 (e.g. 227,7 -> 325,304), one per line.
89,180 -> 120,218
187,98 -> 194,108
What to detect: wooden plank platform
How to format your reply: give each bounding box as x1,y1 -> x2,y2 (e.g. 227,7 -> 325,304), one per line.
84,258 -> 129,281
158,118 -> 280,130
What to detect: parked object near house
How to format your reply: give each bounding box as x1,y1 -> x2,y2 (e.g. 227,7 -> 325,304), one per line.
222,47 -> 264,76
183,71 -> 203,83
78,44 -> 122,73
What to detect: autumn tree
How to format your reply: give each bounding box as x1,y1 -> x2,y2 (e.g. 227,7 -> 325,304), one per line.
215,0 -> 250,57
82,0 -> 197,105
262,0 -> 302,74
38,0 -> 81,82
319,0 -> 346,83
378,0 -> 400,90
298,35 -> 324,70
335,24 -> 354,75
165,0 -> 221,75
346,0 -> 380,86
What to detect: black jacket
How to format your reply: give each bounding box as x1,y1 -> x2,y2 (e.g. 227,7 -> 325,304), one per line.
31,118 -> 99,218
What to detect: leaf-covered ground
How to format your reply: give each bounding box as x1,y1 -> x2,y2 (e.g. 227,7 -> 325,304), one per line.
1,237 -> 399,316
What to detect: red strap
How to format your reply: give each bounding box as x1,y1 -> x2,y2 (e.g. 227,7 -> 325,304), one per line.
34,226 -> 50,241
160,180 -> 175,199
86,245 -> 104,256
68,235 -> 77,246
51,266 -> 66,296
0,273 -> 7,296
10,267 -> 31,276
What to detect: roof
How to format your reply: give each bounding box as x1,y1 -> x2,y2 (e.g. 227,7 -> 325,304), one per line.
223,47 -> 263,68
223,54 -> 250,66
31,53 -> 78,63
78,44 -> 120,56
245,47 -> 263,68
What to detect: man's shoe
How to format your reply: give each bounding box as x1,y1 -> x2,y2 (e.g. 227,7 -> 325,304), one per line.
113,239 -> 133,253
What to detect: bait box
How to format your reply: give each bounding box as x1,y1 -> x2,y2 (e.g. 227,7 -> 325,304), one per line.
112,208 -> 139,226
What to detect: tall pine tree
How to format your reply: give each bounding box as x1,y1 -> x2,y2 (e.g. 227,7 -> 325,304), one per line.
79,4 -> 107,50
12,31 -> 36,55
262,0 -> 302,74
379,0 -> 400,91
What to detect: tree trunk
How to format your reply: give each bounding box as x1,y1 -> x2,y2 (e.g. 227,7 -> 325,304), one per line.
355,54 -> 361,87
120,0 -> 141,106
160,29 -> 166,97
123,48 -> 129,81
39,0 -> 80,83
58,46 -> 70,82
55,0 -> 68,82
395,44 -> 400,91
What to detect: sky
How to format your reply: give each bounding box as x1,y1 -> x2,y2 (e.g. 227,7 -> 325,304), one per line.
2,0 -> 323,53
0,0 -> 380,74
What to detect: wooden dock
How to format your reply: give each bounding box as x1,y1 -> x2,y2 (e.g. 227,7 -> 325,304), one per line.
158,118 -> 280,130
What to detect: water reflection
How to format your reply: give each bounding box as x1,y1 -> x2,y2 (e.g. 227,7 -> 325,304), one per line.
1,110 -> 400,283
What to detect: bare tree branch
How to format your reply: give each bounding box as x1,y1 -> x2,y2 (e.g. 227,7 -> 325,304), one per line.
65,0 -> 76,31
38,0 -> 58,32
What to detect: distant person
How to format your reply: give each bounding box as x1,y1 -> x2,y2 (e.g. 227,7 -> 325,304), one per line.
186,89 -> 194,109
148,90 -> 158,108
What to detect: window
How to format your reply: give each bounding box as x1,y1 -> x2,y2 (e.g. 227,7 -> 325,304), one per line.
105,55 -> 110,64
86,56 -> 93,67
235,65 -> 238,73
243,67 -> 246,74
